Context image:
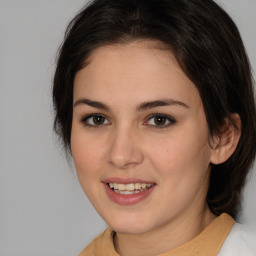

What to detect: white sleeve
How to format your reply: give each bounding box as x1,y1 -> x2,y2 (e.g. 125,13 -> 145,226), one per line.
218,223 -> 256,256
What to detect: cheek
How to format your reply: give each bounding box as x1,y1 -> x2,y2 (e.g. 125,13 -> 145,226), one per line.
149,136 -> 212,206
71,127 -> 103,178
147,128 -> 212,178
71,132 -> 103,201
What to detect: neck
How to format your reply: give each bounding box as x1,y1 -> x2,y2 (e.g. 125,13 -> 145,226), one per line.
114,205 -> 216,256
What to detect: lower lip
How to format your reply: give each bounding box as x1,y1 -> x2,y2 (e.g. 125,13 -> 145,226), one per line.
104,183 -> 155,205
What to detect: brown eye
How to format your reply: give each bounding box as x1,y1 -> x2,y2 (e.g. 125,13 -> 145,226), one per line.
154,116 -> 167,126
146,114 -> 176,128
92,116 -> 106,125
82,114 -> 110,127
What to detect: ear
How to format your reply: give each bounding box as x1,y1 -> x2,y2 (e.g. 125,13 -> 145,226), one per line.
210,114 -> 241,165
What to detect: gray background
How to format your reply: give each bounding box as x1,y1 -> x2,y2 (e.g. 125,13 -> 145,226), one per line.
0,0 -> 255,255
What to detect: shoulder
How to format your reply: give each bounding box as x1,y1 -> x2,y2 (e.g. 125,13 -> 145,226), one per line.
78,228 -> 118,256
78,230 -> 106,256
218,223 -> 256,256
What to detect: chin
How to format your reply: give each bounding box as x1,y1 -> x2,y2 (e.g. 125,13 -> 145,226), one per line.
105,214 -> 153,235
111,224 -> 150,235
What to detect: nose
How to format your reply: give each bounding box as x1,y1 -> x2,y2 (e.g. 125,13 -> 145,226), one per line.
107,126 -> 144,169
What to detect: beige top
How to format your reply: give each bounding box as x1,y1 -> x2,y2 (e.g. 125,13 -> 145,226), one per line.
79,213 -> 234,256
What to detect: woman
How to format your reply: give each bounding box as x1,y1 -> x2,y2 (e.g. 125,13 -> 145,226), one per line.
53,0 -> 256,255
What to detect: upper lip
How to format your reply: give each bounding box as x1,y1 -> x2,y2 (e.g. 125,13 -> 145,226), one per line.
102,177 -> 155,184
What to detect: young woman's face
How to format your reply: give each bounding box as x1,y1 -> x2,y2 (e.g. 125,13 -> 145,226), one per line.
71,41 -> 215,235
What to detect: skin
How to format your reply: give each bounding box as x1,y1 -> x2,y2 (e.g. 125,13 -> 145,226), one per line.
71,40 -> 238,256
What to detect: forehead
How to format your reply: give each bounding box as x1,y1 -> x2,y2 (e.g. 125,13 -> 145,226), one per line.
73,40 -> 201,108
83,40 -> 177,77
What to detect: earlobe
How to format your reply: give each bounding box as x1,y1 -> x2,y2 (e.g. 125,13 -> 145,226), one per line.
210,114 -> 241,165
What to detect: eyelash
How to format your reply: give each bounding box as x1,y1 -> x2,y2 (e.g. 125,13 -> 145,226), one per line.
80,113 -> 176,129
81,114 -> 110,128
145,114 -> 176,129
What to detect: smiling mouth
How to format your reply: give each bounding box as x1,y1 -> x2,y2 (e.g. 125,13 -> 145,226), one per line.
108,182 -> 153,195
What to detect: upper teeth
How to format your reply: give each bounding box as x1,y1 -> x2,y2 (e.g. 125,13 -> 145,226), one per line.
109,183 -> 153,191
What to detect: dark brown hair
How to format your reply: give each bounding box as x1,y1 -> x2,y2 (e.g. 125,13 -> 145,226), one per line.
53,0 -> 256,219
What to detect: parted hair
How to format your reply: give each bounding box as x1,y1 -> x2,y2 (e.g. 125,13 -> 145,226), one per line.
53,0 -> 256,219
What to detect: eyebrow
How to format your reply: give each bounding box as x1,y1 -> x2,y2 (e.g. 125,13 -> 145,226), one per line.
73,98 -> 189,111
137,99 -> 189,111
74,98 -> 110,111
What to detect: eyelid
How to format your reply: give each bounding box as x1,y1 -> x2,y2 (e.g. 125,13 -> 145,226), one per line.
81,113 -> 111,127
144,113 -> 176,128
80,113 -> 176,129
